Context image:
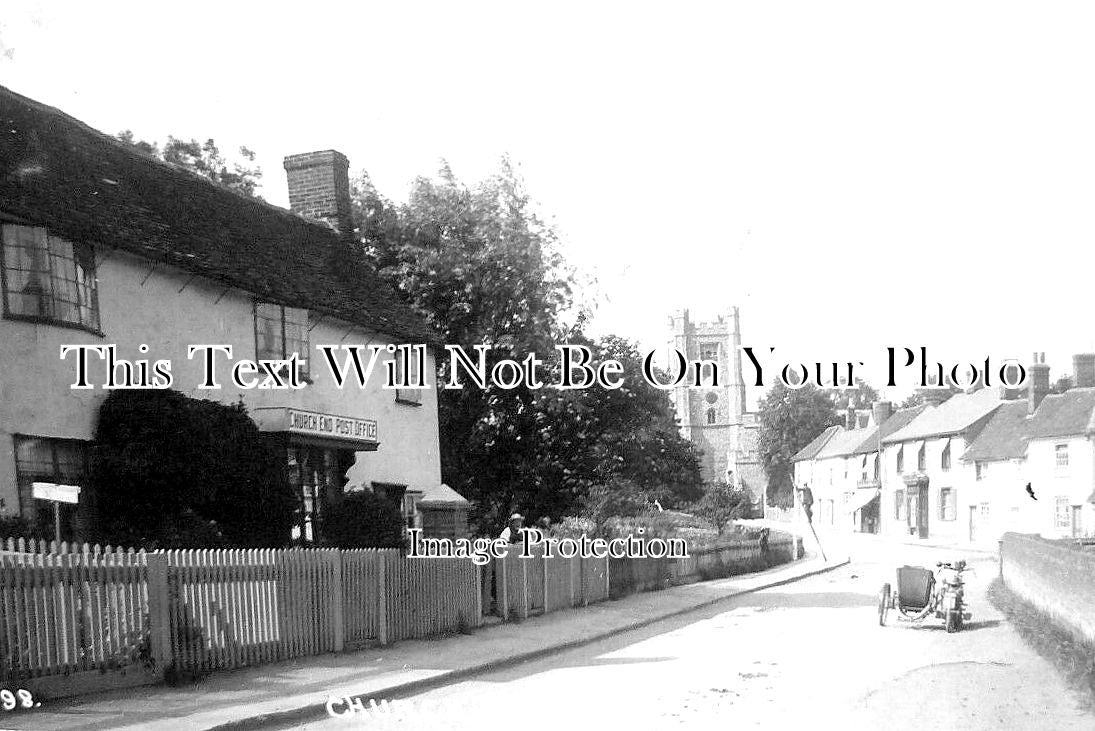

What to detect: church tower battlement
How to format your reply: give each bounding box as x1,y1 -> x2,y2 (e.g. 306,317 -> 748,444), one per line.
667,307 -> 766,506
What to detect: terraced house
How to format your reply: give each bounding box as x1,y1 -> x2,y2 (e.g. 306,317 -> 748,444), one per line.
793,352 -> 1095,545
0,85 -> 468,542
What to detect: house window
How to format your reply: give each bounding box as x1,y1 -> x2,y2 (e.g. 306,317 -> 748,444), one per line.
255,302 -> 309,380
1055,496 -> 1070,529
873,453 -> 880,482
706,408 -> 716,425
895,489 -> 906,520
896,446 -> 904,474
939,488 -> 955,521
941,442 -> 951,471
975,461 -> 987,481
13,436 -> 89,538
1055,444 -> 1069,470
1,224 -> 100,331
917,443 -> 926,471
395,349 -> 422,405
860,455 -> 868,483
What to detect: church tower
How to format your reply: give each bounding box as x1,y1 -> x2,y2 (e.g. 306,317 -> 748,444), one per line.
667,307 -> 766,505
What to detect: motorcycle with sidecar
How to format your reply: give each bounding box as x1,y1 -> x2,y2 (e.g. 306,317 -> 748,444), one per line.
878,560 -> 971,632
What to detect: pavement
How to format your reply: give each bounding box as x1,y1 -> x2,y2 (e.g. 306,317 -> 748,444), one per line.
0,553 -> 847,730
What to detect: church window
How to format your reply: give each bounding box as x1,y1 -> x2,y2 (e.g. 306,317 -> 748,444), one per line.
700,343 -> 719,361
706,408 -> 716,424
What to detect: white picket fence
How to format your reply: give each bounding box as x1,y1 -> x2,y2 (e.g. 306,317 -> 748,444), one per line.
0,533 -> 797,699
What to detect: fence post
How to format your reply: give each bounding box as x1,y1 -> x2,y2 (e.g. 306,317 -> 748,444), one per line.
475,562 -> 484,626
568,555 -> 575,607
603,555 -> 610,600
330,550 -> 344,653
146,553 -> 173,679
519,555 -> 529,620
498,552 -> 509,621
579,555 -> 588,607
376,551 -> 389,645
540,546 -> 548,614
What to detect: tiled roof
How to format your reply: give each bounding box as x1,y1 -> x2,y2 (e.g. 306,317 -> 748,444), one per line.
961,400 -> 1030,462
1025,388 -> 1095,439
0,84 -> 432,342
851,406 -> 927,455
792,425 -> 840,462
815,426 -> 876,460
416,483 -> 470,506
883,388 -> 1003,443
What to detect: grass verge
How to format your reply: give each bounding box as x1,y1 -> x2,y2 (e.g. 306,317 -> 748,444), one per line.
987,576 -> 1095,708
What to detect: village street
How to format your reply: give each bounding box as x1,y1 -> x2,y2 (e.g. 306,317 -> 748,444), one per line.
300,537 -> 1094,730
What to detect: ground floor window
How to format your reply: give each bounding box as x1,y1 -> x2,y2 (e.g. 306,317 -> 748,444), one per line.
13,435 -> 88,539
1055,496 -> 1070,530
939,488 -> 956,521
894,489 -> 906,520
287,446 -> 348,543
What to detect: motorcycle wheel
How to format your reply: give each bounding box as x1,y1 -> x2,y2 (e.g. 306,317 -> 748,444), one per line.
878,583 -> 891,626
946,609 -> 960,633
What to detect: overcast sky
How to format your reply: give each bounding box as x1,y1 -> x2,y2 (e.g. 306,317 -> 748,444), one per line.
4,1 -> 1095,402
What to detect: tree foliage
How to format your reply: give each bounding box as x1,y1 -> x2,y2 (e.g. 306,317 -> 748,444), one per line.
757,382 -> 840,508
352,160 -> 702,532
90,390 -> 295,547
689,480 -> 754,534
116,131 -> 263,197
826,378 -> 880,411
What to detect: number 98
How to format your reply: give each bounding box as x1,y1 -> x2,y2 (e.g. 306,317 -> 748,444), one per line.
0,689 -> 34,710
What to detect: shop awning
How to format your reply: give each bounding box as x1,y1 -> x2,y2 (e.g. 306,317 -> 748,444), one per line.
844,489 -> 880,514
251,407 -> 380,450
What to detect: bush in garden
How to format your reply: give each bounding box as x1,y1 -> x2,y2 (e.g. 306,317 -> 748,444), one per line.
319,490 -> 405,549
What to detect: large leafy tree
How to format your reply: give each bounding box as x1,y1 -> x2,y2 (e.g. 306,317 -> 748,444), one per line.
116,131 -> 263,197
352,161 -> 701,531
757,382 -> 840,508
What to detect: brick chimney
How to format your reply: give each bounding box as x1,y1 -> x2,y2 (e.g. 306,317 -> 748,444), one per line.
283,150 -> 354,238
917,388 -> 951,407
1074,353 -> 1095,388
1028,352 -> 1050,415
872,400 -> 894,426
844,407 -> 856,430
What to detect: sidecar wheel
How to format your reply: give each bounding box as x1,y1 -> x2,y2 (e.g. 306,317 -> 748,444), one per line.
878,583 -> 891,626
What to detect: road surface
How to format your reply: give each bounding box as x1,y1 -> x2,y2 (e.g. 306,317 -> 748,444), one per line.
297,538 -> 1094,730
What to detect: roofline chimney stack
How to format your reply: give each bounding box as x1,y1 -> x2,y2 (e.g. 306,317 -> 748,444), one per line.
1029,351 -> 1051,415
1074,353 -> 1095,389
872,400 -> 894,426
283,150 -> 354,239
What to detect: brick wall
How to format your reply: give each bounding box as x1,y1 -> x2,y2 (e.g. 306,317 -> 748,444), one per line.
1000,532 -> 1095,643
283,150 -> 353,236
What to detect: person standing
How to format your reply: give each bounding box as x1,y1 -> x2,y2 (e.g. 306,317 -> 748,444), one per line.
499,513 -> 524,543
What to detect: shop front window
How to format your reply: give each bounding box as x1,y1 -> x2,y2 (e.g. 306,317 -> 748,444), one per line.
287,446 -> 347,543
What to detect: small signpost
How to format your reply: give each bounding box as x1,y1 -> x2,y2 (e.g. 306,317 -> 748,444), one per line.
32,482 -> 81,544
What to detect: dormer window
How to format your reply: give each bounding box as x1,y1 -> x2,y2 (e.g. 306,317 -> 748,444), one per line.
255,302 -> 309,380
2,224 -> 101,331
